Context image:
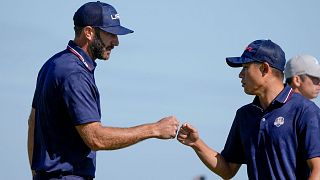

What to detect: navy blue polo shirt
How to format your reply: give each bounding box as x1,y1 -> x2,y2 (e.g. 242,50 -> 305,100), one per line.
31,41 -> 101,177
221,85 -> 320,179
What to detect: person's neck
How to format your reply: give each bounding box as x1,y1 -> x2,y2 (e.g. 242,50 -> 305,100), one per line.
74,38 -> 95,60
258,81 -> 284,110
292,87 -> 313,100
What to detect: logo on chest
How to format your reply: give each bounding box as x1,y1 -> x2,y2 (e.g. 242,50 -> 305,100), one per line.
274,116 -> 285,127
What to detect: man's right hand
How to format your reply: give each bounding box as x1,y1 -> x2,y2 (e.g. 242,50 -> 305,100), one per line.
177,123 -> 199,147
154,116 -> 180,139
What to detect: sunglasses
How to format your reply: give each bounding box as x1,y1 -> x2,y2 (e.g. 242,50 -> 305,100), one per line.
304,74 -> 320,85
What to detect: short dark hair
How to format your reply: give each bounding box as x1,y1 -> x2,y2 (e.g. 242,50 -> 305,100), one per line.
74,26 -> 102,38
253,62 -> 284,81
271,67 -> 284,81
285,74 -> 306,85
74,26 -> 84,37
285,77 -> 293,85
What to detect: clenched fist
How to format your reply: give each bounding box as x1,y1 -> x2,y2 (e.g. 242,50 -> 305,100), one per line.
177,123 -> 199,147
153,116 -> 180,139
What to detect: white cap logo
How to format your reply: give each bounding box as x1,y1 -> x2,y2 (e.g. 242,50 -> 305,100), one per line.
111,14 -> 120,20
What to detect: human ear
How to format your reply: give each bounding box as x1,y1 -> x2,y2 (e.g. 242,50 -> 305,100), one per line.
83,26 -> 95,41
260,62 -> 270,76
292,75 -> 301,87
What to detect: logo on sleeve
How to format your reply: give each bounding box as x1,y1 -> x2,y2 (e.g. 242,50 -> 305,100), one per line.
274,117 -> 285,127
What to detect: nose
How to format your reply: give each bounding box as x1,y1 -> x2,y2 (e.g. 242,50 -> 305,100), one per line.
239,68 -> 244,78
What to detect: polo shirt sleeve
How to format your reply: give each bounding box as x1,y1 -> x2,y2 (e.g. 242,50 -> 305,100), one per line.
32,68 -> 45,108
61,72 -> 101,125
32,81 -> 40,108
221,109 -> 246,164
298,103 -> 320,160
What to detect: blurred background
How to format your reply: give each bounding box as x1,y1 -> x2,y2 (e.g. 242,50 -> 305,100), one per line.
1,0 -> 320,179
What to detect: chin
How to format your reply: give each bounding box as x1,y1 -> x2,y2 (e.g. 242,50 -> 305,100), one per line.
103,53 -> 111,60
99,56 -> 110,61
244,89 -> 254,95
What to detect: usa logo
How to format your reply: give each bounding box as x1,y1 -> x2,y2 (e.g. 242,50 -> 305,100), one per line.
274,117 -> 285,127
111,14 -> 120,20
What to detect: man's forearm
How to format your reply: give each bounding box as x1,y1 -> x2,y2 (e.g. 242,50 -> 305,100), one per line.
76,116 -> 178,151
192,139 -> 240,179
307,157 -> 320,180
309,171 -> 320,180
94,123 -> 159,150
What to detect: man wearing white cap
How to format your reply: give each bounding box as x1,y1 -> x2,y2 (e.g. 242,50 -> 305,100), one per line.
285,55 -> 320,100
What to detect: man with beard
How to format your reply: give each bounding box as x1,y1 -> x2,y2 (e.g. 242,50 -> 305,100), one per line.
28,2 -> 179,180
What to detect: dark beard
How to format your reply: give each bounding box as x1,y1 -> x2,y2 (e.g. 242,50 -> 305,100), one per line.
89,30 -> 106,60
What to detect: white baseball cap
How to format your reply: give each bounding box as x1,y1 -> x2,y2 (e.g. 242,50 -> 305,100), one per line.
284,54 -> 320,79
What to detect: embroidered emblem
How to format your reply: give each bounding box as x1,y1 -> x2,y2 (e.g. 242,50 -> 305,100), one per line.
274,117 -> 285,127
246,46 -> 253,52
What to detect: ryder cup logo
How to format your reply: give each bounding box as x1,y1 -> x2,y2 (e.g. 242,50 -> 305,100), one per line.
274,117 -> 285,127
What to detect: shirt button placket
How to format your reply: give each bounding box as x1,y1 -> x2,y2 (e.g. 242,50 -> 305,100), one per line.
259,117 -> 267,131
260,117 -> 266,129
258,116 -> 267,144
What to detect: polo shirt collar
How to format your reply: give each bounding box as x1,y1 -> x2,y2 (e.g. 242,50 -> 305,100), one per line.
252,84 -> 294,109
274,84 -> 294,104
67,40 -> 97,72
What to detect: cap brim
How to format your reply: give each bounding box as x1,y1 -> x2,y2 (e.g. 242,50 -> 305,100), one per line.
308,73 -> 320,79
308,66 -> 320,78
99,25 -> 134,35
226,57 -> 256,67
